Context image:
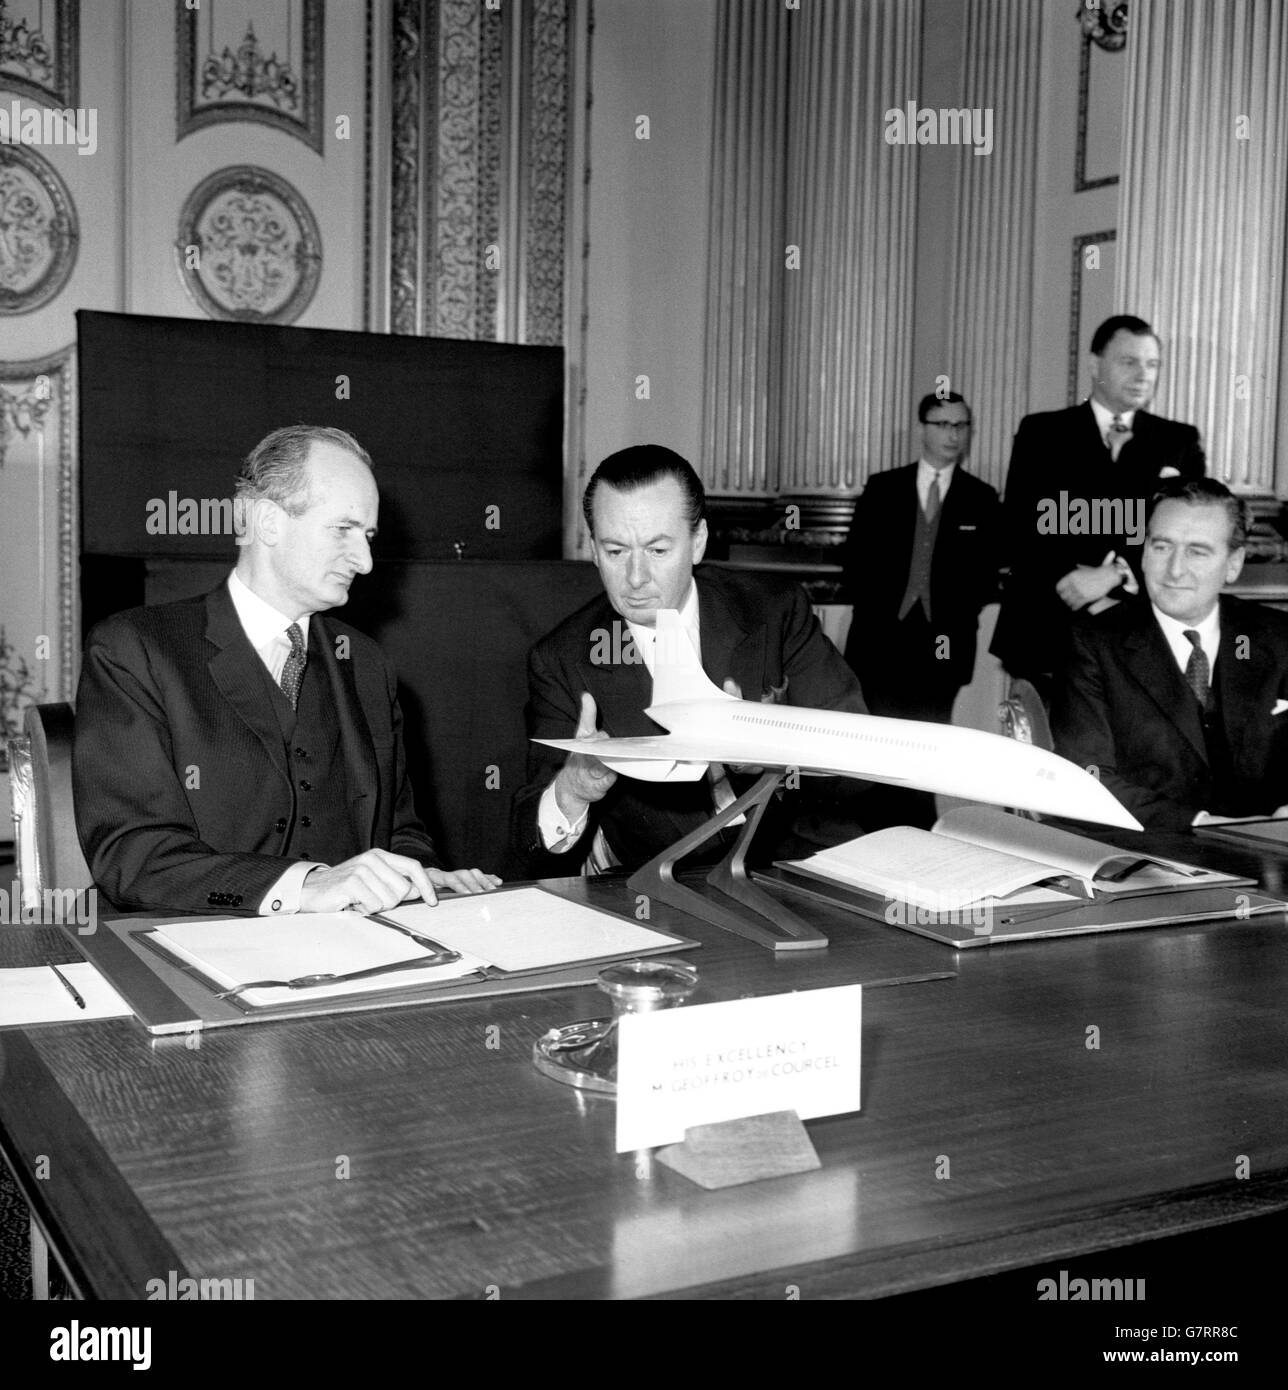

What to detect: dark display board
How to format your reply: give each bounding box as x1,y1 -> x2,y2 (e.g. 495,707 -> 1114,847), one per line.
77,310 -> 564,563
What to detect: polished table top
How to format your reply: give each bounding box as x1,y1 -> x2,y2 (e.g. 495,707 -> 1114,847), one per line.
2,835 -> 1288,1309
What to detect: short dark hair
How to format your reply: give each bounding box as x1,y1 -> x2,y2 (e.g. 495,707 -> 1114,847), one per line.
1091,315 -> 1157,356
1148,477 -> 1248,552
234,425 -> 374,516
582,445 -> 706,536
918,391 -> 971,424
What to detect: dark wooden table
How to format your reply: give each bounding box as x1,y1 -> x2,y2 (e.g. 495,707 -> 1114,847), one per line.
3,840 -> 1288,1308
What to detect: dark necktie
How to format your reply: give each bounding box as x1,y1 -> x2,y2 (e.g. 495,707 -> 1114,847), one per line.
1183,629 -> 1210,708
280,622 -> 307,708
924,476 -> 941,522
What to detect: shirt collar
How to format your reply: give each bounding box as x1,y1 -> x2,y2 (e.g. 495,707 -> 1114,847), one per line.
1151,599 -> 1220,674
917,458 -> 955,485
622,579 -> 700,670
228,569 -> 311,652
1090,397 -> 1137,435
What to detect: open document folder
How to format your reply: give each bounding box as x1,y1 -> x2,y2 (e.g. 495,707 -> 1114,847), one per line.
765,806 -> 1283,946
135,886 -> 695,1015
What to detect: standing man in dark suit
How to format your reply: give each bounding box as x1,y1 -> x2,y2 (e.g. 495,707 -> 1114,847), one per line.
511,445 -> 868,878
992,315 -> 1206,693
75,424 -> 500,915
1053,479 -> 1288,831
840,391 -> 1000,826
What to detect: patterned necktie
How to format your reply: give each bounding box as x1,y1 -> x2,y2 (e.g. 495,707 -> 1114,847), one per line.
1183,629 -> 1210,708
924,475 -> 941,522
1108,414 -> 1131,460
280,623 -> 307,708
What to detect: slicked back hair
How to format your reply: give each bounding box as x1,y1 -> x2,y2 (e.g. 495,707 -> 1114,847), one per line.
918,391 -> 971,424
582,445 -> 706,537
1148,476 -> 1248,552
1091,315 -> 1157,356
234,425 -> 374,516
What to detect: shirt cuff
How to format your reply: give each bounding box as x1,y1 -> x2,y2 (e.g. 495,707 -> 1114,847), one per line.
538,781 -> 589,852
258,861 -> 325,915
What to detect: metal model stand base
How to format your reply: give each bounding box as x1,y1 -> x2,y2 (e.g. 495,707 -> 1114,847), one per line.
627,769 -> 828,952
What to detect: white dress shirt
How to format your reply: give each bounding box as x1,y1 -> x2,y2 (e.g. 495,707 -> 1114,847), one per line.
1151,601 -> 1220,683
227,570 -> 321,914
916,458 -> 954,510
1090,398 -> 1136,449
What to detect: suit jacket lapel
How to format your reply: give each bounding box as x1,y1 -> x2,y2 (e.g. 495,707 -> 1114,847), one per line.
1216,599 -> 1267,765
1121,611 -> 1207,761
204,583 -> 291,785
697,574 -> 761,695
314,616 -> 379,838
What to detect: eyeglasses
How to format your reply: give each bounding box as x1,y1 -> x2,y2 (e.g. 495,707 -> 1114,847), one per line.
925,419 -> 972,432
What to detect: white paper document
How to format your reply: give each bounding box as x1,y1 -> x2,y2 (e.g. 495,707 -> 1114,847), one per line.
149,913 -> 486,1008
0,962 -> 133,1026
385,886 -> 682,972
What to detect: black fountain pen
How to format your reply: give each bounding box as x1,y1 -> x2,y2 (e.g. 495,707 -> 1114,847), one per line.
49,964 -> 86,1010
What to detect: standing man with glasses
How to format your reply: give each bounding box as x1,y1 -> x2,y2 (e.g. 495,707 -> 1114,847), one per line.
991,315 -> 1206,697
841,391 -> 1001,826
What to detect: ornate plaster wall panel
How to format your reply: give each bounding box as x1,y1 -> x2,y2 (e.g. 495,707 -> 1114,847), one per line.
388,0 -> 569,343
177,0 -> 324,152
0,0 -> 78,109
175,165 -> 322,324
0,142 -> 78,315
0,345 -> 76,766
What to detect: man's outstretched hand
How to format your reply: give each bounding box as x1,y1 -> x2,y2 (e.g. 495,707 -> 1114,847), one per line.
553,691 -> 618,821
301,849 -> 500,913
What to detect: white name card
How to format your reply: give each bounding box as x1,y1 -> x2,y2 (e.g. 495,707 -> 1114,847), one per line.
615,984 -> 862,1152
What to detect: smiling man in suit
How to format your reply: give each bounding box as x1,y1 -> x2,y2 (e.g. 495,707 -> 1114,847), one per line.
511,445 -> 868,877
1053,478 -> 1288,830
74,424 -> 500,914
840,391 -> 1000,827
992,315 -> 1206,694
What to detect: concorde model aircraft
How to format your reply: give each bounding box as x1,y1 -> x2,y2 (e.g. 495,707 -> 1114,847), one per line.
535,608 -> 1143,831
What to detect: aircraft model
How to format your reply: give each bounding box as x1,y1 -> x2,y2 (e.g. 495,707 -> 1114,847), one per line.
535,608 -> 1143,831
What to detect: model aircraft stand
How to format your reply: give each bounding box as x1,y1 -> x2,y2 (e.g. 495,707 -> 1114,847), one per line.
627,769 -> 829,952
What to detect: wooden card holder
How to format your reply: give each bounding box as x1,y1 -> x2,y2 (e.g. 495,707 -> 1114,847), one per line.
654,1109 -> 821,1189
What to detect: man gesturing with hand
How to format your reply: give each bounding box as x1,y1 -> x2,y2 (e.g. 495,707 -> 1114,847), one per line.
511,445 -> 868,878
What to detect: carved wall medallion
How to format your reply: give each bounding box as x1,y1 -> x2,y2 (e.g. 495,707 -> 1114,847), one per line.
0,142 -> 78,314
0,0 -> 78,109
175,165 -> 322,324
177,0 -> 324,152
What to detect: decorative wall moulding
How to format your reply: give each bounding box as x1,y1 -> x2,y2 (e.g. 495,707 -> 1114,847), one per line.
0,0 -> 78,109
1077,0 -> 1129,52
0,142 -> 78,315
175,164 -> 322,325
0,343 -> 77,712
177,0 -> 324,153
1068,229 -> 1116,403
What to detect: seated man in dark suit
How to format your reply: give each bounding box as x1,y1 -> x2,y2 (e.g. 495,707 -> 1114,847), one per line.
1052,478 -> 1288,831
74,425 -> 500,914
841,391 -> 1001,827
511,445 -> 868,877
992,315 -> 1206,696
